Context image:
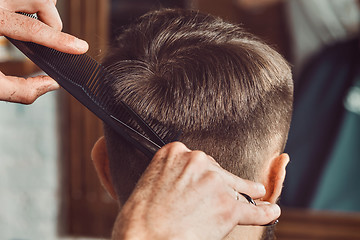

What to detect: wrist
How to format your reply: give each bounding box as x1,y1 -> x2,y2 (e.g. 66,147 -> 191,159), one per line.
112,202 -> 180,240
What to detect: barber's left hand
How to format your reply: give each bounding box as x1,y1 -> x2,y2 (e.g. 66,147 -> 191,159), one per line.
0,0 -> 88,104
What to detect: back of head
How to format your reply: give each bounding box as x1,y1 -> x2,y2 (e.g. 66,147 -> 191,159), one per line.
102,8 -> 293,203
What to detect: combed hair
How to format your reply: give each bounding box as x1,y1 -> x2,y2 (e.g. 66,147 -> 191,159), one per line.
102,8 -> 293,203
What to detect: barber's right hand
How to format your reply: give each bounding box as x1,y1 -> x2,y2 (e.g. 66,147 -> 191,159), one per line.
0,0 -> 88,104
112,142 -> 280,240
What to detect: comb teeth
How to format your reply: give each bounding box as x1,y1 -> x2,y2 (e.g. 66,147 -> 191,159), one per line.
21,40 -> 110,109
6,38 -> 180,159
5,13 -> 181,159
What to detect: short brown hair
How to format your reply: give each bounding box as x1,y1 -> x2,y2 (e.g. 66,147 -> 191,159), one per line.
102,8 -> 293,203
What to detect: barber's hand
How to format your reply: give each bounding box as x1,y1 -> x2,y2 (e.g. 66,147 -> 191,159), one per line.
0,0 -> 88,104
113,142 -> 280,240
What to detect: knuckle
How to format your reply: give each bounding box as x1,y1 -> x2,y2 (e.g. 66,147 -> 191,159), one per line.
155,142 -> 187,162
203,171 -> 222,182
23,79 -> 46,104
23,89 -> 39,104
28,21 -> 44,35
17,94 -> 35,105
188,151 -> 207,165
55,33 -> 73,48
262,205 -> 275,220
219,209 -> 234,224
166,141 -> 186,150
217,198 -> 237,223
158,142 -> 185,155
191,150 -> 207,159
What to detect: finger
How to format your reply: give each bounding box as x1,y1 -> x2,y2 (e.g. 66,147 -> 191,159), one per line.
161,141 -> 191,154
255,200 -> 272,206
231,177 -> 266,199
0,74 -> 60,104
158,142 -> 192,176
178,150 -> 218,184
139,142 -> 191,189
235,202 -> 281,226
209,163 -> 266,199
35,1 -> 63,31
0,0 -> 62,30
177,149 -> 266,199
150,142 -> 189,171
153,141 -> 192,169
230,188 -> 253,204
182,150 -> 266,199
0,10 -> 88,54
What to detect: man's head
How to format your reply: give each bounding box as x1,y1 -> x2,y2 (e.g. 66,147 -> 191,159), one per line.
91,8 -> 293,239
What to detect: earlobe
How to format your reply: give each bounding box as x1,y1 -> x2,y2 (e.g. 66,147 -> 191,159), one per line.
91,136 -> 118,200
262,153 -> 289,203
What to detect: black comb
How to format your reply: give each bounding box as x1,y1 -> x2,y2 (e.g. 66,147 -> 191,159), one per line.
5,13 -> 175,159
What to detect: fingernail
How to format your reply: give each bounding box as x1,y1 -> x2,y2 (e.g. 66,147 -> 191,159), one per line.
75,38 -> 89,53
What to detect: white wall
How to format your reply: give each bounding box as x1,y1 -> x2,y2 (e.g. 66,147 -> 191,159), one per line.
286,0 -> 360,75
0,90 -> 59,239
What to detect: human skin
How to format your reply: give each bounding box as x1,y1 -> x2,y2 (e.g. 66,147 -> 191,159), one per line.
0,0 -> 88,104
90,141 -> 281,240
1,2 -> 282,238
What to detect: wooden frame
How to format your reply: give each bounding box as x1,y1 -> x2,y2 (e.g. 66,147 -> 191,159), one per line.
58,0 -> 118,237
277,208 -> 360,239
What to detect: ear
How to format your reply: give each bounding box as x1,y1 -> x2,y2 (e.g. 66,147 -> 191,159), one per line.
91,136 -> 118,200
261,153 -> 290,203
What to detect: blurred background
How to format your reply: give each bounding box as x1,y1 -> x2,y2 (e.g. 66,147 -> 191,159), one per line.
0,0 -> 359,239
